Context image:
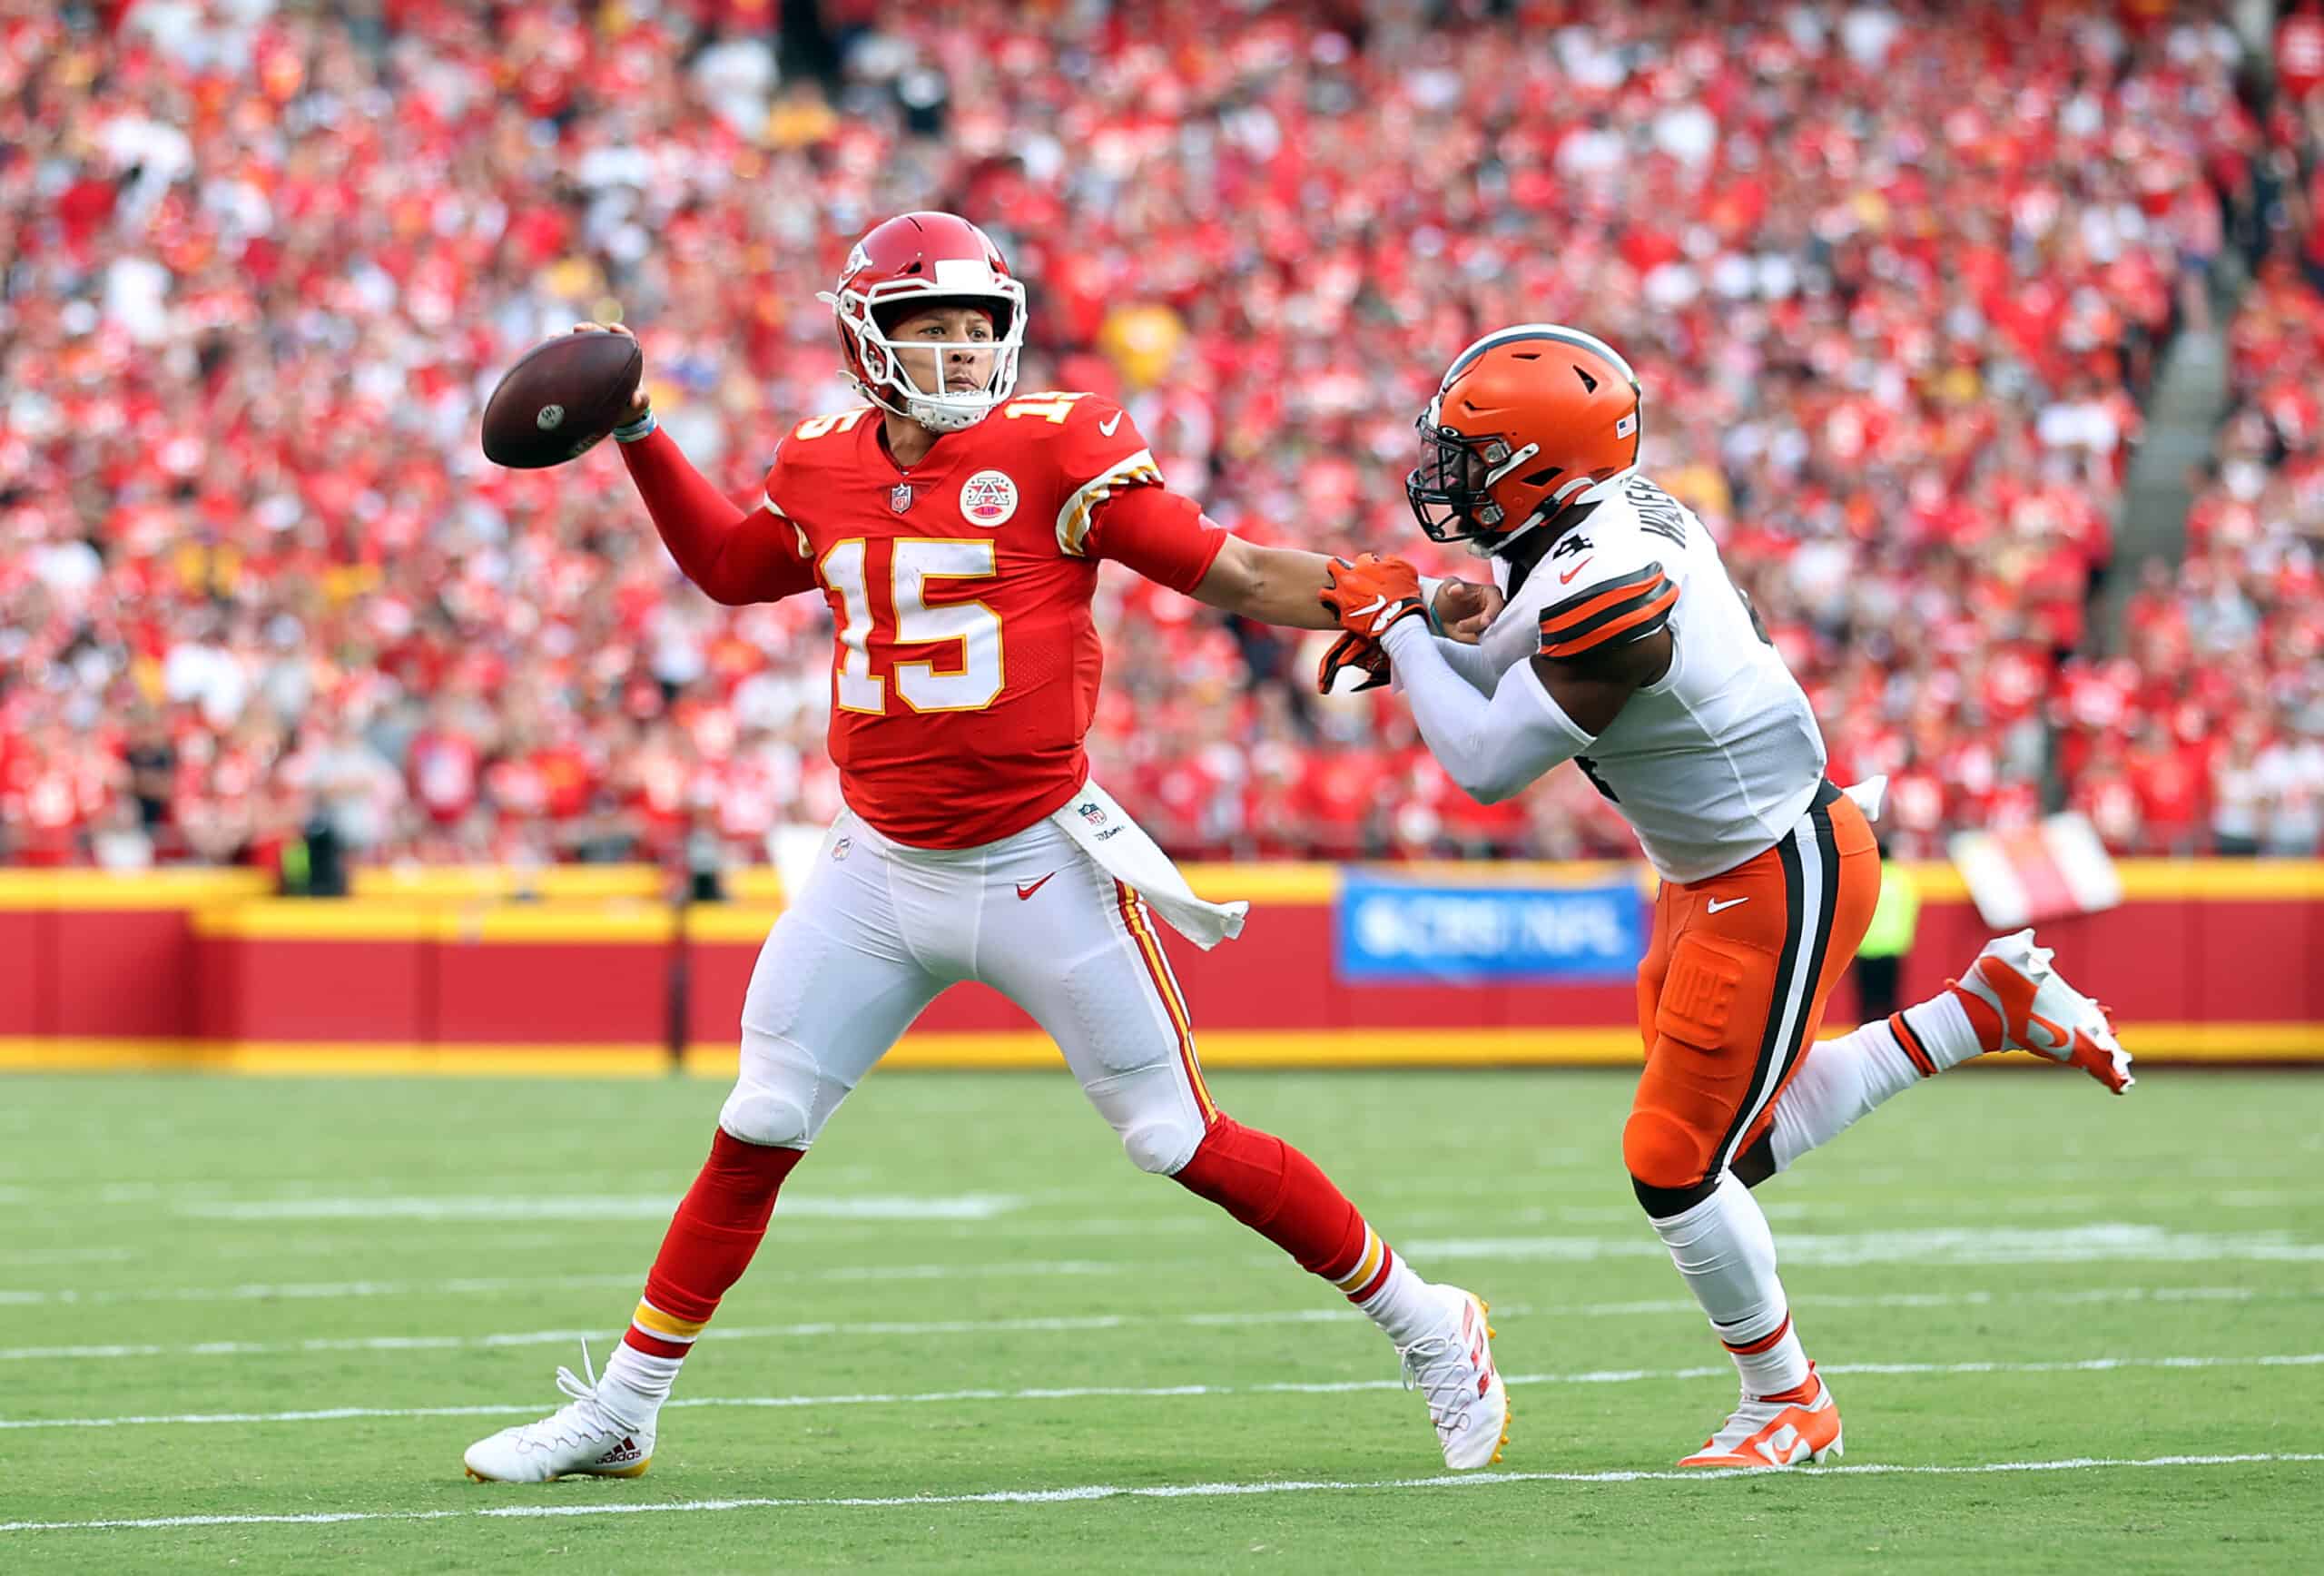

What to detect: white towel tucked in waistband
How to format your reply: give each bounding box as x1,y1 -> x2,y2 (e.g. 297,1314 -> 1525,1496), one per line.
1049,779 -> 1247,950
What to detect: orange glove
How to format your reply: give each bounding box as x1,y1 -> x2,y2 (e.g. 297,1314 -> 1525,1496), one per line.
1319,552 -> 1426,639
1317,631 -> 1390,694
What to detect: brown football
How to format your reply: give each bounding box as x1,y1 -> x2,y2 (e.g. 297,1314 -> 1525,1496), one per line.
479,331 -> 645,469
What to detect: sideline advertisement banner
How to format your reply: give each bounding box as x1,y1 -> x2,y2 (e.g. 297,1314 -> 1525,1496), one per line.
1334,872 -> 1645,985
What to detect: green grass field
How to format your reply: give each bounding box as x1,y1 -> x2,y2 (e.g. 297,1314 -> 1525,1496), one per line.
2,1068 -> 2319,1572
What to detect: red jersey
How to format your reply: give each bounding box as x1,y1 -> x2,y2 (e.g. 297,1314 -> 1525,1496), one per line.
763,392 -> 1225,847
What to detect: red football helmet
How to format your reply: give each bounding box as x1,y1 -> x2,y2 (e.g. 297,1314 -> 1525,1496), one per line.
821,212 -> 1028,433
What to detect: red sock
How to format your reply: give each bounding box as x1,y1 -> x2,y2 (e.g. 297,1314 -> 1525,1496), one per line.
1170,1115 -> 1374,1289
621,1129 -> 803,1359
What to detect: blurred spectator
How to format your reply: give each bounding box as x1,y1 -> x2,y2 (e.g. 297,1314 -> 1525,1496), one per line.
0,1 -> 2280,867
2057,55 -> 2324,860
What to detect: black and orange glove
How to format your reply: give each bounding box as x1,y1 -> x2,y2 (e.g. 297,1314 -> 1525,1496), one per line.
1317,631 -> 1391,694
1319,552 -> 1426,639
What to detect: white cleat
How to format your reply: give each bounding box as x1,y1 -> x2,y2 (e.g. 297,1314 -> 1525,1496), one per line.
1397,1284 -> 1509,1470
463,1344 -> 655,1483
1954,928 -> 2133,1094
1677,1363 -> 1842,1469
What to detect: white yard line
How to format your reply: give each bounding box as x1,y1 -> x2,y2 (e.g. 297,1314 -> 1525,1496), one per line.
5,1353 -> 2318,1433
0,1284 -> 2298,1366
0,1258 -> 1128,1310
0,1247 -> 138,1267
12,1216 -> 2322,1308
4,1452 -> 2319,1534
1404,1224 -> 2324,1266
174,1194 -> 1025,1222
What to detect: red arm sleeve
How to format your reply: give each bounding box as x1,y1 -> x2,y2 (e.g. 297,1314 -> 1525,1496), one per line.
618,428 -> 817,606
1080,486 -> 1228,595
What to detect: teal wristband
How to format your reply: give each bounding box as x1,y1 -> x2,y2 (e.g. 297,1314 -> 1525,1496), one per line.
1419,574 -> 1447,635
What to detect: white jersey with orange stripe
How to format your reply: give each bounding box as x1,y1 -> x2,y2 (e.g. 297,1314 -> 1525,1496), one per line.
1463,472 -> 1827,884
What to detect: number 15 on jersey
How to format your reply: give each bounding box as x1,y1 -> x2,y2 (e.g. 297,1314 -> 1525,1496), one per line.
820,537 -> 1006,715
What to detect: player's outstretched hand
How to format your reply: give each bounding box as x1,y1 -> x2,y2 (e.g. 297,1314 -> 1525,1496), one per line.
1432,577 -> 1504,644
571,321 -> 651,419
1317,631 -> 1391,694
1320,552 -> 1427,639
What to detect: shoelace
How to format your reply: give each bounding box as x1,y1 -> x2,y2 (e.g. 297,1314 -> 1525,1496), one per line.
1396,1333 -> 1476,1440
518,1341 -> 628,1453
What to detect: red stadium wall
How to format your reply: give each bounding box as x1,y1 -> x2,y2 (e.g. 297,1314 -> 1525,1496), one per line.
2,862 -> 2319,1074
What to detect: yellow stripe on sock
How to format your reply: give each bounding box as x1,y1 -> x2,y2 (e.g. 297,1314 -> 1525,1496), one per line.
1331,1226 -> 1384,1294
631,1299 -> 706,1341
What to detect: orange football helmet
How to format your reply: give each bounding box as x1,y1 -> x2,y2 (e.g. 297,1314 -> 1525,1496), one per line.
1406,324 -> 1642,556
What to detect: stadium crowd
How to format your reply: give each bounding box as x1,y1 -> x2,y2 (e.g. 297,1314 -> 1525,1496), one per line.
2,0 -> 2309,878
2060,15 -> 2324,860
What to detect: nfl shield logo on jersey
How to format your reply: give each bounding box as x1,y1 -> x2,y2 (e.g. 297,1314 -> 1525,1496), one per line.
960,469 -> 1019,527
890,481 -> 913,514
1078,799 -> 1107,829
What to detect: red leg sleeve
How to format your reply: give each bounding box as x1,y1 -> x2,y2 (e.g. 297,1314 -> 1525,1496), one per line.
1170,1116 -> 1369,1282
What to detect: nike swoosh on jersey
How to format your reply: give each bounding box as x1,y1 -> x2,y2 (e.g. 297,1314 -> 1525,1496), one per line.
1706,896 -> 1749,913
1558,557 -> 1596,585
1098,411 -> 1123,437
1016,872 -> 1057,901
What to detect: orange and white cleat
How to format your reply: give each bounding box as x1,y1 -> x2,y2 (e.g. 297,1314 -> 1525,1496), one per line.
1954,928 -> 2133,1094
1397,1285 -> 1509,1470
1677,1363 -> 1841,1469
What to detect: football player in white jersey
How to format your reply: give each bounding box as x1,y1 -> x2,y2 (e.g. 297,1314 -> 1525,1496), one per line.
1319,324 -> 2133,1469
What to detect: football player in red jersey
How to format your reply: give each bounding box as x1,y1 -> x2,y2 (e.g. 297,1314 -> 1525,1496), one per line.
463,212 -> 1508,1483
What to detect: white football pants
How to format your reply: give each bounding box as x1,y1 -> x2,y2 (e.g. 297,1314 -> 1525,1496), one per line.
719,807 -> 1217,1176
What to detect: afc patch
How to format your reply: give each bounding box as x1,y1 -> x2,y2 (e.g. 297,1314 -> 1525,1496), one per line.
960,469 -> 1019,527
890,481 -> 913,514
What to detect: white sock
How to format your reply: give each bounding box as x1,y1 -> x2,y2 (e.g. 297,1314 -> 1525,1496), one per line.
598,1342 -> 683,1425
1339,1230 -> 1447,1347
1900,990 -> 1986,1071
1768,1019 -> 1925,1171
1649,1172 -> 1810,1397
1765,989 -> 1994,1174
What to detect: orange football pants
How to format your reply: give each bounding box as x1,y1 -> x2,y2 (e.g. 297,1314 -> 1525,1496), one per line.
1625,783 -> 1879,1218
